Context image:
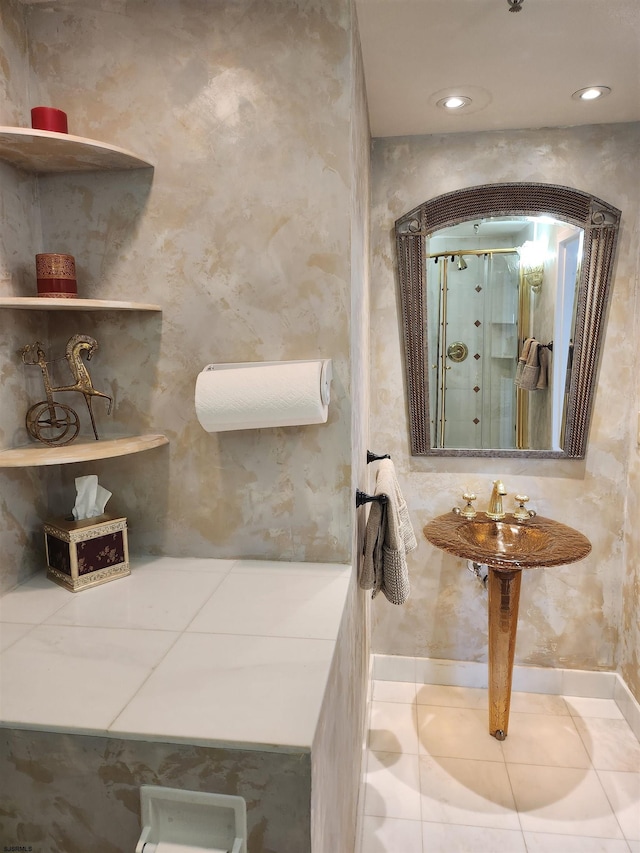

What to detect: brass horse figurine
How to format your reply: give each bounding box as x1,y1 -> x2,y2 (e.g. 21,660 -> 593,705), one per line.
21,334 -> 113,446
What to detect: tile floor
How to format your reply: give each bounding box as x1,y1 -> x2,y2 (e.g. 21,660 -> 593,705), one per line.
359,680 -> 640,853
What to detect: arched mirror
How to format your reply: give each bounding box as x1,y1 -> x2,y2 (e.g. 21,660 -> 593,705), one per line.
396,183 -> 620,458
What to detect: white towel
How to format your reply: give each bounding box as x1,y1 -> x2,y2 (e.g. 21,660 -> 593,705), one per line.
515,340 -> 541,390
360,459 -> 417,605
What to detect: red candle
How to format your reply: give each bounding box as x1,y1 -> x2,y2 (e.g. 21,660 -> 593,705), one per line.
31,107 -> 68,134
36,253 -> 77,298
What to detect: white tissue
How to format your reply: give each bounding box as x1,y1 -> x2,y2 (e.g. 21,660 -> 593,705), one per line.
72,475 -> 112,520
195,359 -> 332,433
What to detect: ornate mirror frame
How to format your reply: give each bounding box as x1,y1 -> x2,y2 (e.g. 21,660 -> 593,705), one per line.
395,183 -> 621,459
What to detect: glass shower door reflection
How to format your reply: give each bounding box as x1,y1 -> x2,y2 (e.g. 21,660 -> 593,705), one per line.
428,253 -> 519,450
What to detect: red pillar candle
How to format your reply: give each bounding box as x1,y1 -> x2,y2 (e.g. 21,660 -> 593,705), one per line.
36,253 -> 77,298
31,107 -> 68,134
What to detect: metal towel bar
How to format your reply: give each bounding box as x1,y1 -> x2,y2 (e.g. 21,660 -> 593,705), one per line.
355,489 -> 388,508
357,451 -> 391,506
367,450 -> 391,464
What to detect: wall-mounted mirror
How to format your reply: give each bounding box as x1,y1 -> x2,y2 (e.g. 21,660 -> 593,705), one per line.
396,183 -> 620,458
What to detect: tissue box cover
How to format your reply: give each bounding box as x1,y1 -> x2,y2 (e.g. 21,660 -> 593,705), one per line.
44,514 -> 129,592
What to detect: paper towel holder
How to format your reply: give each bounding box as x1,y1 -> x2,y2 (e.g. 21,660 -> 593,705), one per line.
196,358 -> 333,433
202,359 -> 332,406
136,785 -> 247,853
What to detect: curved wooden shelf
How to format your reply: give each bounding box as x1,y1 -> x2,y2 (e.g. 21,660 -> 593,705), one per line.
0,434 -> 169,468
0,127 -> 153,174
0,297 -> 161,312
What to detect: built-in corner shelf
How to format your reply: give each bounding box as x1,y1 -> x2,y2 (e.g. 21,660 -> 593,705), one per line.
0,434 -> 169,468
0,127 -> 153,174
0,297 -> 161,312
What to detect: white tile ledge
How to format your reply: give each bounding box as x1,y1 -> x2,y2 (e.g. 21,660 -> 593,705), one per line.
0,558 -> 352,754
373,654 -> 640,741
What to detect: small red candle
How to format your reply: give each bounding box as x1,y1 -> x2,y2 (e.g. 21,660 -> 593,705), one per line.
31,107 -> 68,134
36,253 -> 77,298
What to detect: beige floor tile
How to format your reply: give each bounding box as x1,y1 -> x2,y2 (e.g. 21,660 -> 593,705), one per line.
419,755 -> 520,831
422,822 -> 526,852
523,831 -> 632,852
574,717 -> 640,772
417,705 -> 504,762
415,684 -> 488,709
598,770 -> 640,840
369,700 -> 419,754
364,751 -> 422,821
359,815 -> 422,853
510,692 -> 569,715
508,764 -> 624,839
501,712 -> 591,768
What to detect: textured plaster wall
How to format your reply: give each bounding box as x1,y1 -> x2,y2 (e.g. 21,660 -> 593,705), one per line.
370,124 -> 640,694
311,11 -> 370,851
0,729 -> 311,853
621,169 -> 640,701
0,0 -> 53,593
4,0 -> 355,569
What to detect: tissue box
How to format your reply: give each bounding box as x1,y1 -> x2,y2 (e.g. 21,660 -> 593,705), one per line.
44,514 -> 129,592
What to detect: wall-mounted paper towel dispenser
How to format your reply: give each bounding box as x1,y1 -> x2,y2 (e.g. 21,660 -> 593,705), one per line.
136,786 -> 247,853
195,359 -> 332,432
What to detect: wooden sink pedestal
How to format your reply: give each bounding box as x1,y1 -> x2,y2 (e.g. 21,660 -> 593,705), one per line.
487,567 -> 522,740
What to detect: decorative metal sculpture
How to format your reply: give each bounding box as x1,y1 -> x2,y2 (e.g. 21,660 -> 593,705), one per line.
20,334 -> 113,446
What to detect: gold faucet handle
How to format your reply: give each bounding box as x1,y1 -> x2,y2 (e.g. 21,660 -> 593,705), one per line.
460,491 -> 477,518
513,494 -> 533,520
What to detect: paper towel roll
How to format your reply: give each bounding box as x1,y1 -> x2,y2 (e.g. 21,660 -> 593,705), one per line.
195,359 -> 332,433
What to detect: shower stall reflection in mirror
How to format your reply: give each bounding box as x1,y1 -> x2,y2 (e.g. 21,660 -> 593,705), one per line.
425,218 -> 582,452
427,249 -> 519,449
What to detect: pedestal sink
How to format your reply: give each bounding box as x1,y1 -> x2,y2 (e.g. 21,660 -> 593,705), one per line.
423,511 -> 591,739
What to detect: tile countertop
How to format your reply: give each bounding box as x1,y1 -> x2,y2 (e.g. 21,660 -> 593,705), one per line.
0,558 -> 352,753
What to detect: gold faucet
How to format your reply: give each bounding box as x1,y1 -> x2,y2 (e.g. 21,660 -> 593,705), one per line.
486,480 -> 507,520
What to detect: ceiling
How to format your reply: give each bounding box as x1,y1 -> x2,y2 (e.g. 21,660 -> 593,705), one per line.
355,0 -> 640,137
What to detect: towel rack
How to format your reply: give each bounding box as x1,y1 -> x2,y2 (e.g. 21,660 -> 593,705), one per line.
367,451 -> 390,464
521,339 -> 552,351
355,489 -> 388,508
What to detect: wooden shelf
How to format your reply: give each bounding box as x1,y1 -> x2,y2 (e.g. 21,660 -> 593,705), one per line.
0,434 -> 169,468
0,297 -> 161,312
0,127 -> 153,174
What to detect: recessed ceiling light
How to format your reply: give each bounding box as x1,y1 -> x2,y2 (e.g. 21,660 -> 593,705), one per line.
572,86 -> 612,102
436,96 -> 472,111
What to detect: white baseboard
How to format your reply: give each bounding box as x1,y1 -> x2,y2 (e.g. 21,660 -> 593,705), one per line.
614,673 -> 640,743
372,654 -> 640,738
354,654 -> 375,853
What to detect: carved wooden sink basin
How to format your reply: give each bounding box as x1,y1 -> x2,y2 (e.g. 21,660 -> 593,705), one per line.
423,511 -> 591,570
